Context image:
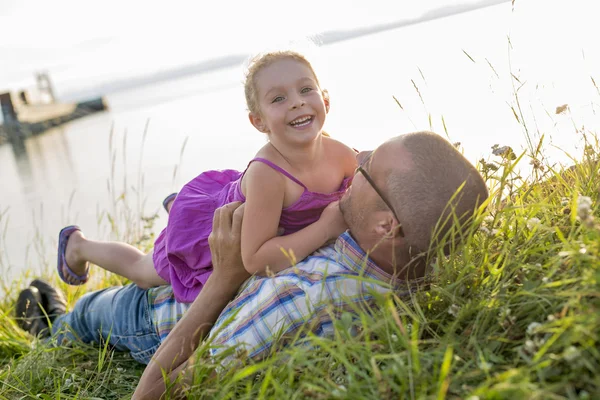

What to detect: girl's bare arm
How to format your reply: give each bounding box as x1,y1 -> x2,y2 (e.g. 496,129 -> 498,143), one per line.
241,163 -> 346,275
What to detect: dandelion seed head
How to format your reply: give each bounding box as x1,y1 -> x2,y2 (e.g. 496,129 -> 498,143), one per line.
527,217 -> 541,228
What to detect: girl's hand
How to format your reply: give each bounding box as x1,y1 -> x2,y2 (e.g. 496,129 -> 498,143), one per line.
319,201 -> 348,241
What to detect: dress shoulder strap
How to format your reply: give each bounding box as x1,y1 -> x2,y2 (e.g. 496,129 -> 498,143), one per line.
249,157 -> 307,189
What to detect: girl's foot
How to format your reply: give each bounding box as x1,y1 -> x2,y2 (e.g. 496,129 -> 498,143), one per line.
57,225 -> 90,285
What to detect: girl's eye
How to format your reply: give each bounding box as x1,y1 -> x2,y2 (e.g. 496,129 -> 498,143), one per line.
301,87 -> 313,94
272,96 -> 284,103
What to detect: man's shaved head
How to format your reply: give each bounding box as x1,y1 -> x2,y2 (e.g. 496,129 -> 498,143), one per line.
386,131 -> 488,255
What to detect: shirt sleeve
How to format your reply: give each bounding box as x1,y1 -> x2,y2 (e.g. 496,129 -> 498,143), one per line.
208,277 -> 317,366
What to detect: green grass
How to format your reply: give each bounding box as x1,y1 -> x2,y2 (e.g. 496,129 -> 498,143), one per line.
1,137 -> 598,399
1,59 -> 599,400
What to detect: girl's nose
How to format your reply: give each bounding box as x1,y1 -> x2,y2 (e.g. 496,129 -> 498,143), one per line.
291,97 -> 306,109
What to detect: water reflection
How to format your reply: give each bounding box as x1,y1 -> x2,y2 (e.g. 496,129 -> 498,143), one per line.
9,137 -> 34,195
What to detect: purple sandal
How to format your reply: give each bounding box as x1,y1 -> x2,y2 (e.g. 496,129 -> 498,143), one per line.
162,192 -> 178,213
57,225 -> 89,285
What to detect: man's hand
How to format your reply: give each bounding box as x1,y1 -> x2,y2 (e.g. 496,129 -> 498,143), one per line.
133,201 -> 250,399
209,202 -> 250,286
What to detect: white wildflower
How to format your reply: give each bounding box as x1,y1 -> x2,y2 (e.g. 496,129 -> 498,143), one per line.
547,315 -> 556,322
579,390 -> 590,400
483,216 -> 495,225
491,229 -> 500,236
558,251 -> 569,258
577,195 -> 592,210
524,339 -> 537,353
498,307 -> 516,328
535,263 -> 542,267
498,308 -> 511,318
448,304 -> 461,317
563,346 -> 580,363
478,360 -> 493,371
479,226 -> 491,235
391,334 -> 398,342
579,247 -> 587,254
577,196 -> 594,226
542,277 -> 551,284
527,218 -> 541,229
561,197 -> 570,207
527,322 -> 542,336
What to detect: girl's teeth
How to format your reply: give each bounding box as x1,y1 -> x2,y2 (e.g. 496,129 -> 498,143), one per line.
291,117 -> 312,126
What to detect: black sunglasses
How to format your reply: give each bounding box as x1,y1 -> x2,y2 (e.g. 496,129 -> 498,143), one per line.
355,156 -> 405,237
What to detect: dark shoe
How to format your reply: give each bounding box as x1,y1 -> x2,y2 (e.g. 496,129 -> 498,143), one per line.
15,287 -> 49,337
30,279 -> 67,323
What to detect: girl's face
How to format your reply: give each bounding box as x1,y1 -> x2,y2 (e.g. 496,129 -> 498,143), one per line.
249,58 -> 329,147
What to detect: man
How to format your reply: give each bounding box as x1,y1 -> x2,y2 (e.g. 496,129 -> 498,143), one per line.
16,132 -> 488,398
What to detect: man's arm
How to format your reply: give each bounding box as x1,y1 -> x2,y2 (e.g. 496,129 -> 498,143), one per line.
133,202 -> 249,399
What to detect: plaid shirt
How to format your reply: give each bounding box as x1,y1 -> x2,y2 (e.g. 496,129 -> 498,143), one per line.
148,231 -> 420,364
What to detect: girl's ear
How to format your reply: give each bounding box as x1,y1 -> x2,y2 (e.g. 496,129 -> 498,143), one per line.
322,89 -> 330,113
249,112 -> 269,133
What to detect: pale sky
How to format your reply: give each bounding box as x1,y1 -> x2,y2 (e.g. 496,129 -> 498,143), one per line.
1,0 -> 487,94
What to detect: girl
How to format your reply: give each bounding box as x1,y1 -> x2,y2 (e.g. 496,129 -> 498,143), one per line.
57,50 -> 358,303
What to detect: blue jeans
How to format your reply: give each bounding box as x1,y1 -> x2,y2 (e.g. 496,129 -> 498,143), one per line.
52,284 -> 161,364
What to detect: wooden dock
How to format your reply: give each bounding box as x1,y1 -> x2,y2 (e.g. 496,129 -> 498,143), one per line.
0,73 -> 108,144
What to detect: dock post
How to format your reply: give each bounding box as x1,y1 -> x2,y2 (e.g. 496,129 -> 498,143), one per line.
0,92 -> 24,143
36,72 -> 57,103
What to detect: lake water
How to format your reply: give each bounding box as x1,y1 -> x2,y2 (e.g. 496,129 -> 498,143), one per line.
1,0 -> 598,282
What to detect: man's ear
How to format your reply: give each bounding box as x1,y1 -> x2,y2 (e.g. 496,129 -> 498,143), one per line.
322,89 -> 330,113
249,112 -> 269,133
374,212 -> 403,241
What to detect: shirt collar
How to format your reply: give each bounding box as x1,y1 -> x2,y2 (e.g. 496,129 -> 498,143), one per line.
334,231 -> 427,288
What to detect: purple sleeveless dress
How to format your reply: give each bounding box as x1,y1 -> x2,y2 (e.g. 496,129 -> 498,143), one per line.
153,158 -> 352,303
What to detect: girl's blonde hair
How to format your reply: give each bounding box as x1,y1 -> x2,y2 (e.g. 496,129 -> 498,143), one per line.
244,50 -> 322,116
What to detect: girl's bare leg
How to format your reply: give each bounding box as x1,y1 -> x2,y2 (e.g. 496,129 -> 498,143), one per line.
65,231 -> 168,289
